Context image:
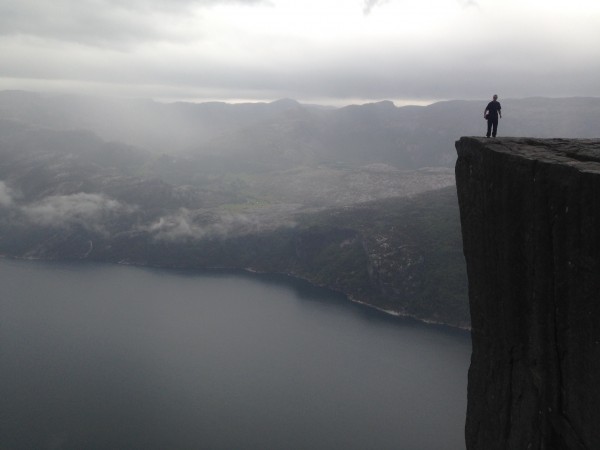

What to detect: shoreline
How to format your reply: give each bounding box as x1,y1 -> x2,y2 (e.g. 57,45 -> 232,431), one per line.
1,254 -> 470,332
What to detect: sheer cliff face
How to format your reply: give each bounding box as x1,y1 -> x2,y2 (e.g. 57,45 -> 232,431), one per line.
455,137 -> 600,450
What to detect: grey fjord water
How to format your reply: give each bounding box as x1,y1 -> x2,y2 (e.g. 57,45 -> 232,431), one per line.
1,259 -> 470,450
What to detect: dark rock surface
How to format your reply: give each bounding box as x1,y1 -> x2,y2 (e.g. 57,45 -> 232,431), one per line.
455,137 -> 600,449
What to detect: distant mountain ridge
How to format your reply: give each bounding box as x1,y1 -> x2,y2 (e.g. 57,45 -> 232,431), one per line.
1,91 -> 599,171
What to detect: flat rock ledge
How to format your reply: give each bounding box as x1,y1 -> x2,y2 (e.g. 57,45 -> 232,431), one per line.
455,137 -> 600,450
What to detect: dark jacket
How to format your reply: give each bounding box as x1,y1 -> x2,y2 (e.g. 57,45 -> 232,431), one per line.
485,100 -> 501,120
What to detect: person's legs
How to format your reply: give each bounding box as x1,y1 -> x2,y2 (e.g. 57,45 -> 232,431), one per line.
486,120 -> 492,137
492,118 -> 498,137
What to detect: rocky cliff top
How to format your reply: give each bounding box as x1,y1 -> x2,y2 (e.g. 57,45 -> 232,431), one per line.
456,137 -> 600,450
458,136 -> 600,167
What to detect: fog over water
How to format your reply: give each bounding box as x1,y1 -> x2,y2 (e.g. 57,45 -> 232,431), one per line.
0,259 -> 470,450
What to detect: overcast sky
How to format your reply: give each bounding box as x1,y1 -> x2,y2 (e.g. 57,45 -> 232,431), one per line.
0,0 -> 599,105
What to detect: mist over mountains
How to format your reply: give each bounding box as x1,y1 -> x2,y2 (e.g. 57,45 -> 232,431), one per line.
1,91 -> 598,327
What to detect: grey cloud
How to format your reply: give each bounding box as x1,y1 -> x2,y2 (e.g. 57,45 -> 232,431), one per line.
1,0 -> 597,105
146,208 -> 206,241
363,0 -> 390,15
0,0 -> 266,47
3,28 -> 598,105
0,2 -> 169,47
145,208 -> 287,242
106,0 -> 264,8
134,36 -> 598,102
0,181 -> 14,207
22,193 -> 135,232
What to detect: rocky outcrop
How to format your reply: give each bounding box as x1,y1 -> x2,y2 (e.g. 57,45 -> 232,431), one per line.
455,137 -> 600,449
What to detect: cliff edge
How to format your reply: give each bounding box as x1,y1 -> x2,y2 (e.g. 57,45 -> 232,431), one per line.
455,137 -> 600,449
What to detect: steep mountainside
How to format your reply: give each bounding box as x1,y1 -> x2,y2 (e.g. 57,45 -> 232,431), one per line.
456,137 -> 600,449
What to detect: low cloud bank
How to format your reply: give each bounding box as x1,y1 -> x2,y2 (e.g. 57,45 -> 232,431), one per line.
0,181 -> 14,207
22,192 -> 135,232
145,207 -> 294,241
145,208 -> 205,241
2,184 -> 295,242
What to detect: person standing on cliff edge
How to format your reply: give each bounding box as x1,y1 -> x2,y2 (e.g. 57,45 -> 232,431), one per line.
484,94 -> 502,137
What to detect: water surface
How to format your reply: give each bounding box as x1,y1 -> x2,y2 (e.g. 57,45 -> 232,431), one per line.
0,259 -> 470,449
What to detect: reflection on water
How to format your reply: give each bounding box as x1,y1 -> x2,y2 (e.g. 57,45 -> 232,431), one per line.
0,259 -> 470,450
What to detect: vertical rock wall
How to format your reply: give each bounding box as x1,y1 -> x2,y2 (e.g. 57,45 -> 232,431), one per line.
455,137 -> 600,450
